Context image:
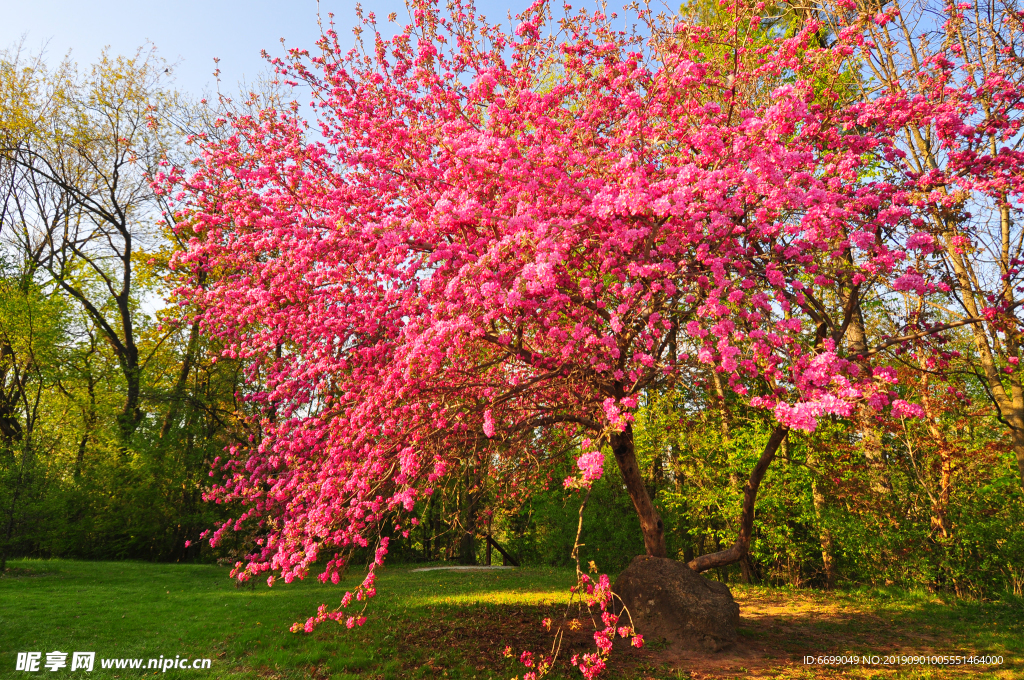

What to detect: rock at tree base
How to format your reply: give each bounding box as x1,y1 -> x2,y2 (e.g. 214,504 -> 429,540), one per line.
612,555 -> 739,652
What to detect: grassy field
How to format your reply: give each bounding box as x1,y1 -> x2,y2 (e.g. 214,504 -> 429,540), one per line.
0,559 -> 1021,679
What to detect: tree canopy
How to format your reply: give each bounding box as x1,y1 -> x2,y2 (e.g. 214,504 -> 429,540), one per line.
162,0 -> 1024,632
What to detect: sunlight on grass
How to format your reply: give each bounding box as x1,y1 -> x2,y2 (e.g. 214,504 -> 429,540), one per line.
2,559 -> 1021,679
407,589 -> 574,607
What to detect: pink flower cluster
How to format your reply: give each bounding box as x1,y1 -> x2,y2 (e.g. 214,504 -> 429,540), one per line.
287,538 -> 388,634
565,449 -> 605,489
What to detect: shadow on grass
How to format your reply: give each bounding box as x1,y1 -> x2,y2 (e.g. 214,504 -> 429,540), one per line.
1,561 -> 1020,679
676,586 -> 1024,679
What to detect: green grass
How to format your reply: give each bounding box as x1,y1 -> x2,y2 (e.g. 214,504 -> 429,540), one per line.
1,560 -> 1021,679
0,560 -> 575,679
844,585 -> 1024,657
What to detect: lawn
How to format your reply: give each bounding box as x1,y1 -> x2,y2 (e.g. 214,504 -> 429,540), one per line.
0,559 -> 1020,679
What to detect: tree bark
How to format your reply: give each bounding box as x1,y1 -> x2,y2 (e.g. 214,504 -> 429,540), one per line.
1014,430 -> 1024,498
422,493 -> 434,561
74,363 -> 97,478
936,217 -> 1024,493
920,370 -> 953,539
841,283 -> 890,494
0,342 -> 24,443
715,374 -> 755,582
459,462 -> 484,565
611,422 -> 667,558
807,451 -> 836,588
688,426 -> 788,572
159,321 -> 200,440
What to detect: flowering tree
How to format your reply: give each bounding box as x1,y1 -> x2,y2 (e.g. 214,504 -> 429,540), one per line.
820,0 -> 1024,491
163,0 -> 969,647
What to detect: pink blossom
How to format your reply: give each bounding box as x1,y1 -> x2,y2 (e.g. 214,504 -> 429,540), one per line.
891,400 -> 925,418
851,231 -> 876,249
594,628 -> 614,654
577,653 -> 607,680
873,367 -> 898,384
577,452 -> 605,484
893,272 -> 927,294
774,395 -> 855,433
905,232 -> 935,252
482,409 -> 495,438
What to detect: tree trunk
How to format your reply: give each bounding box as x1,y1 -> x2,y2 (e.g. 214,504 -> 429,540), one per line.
939,227 -> 1024,493
160,321 -> 200,440
611,423 -> 667,558
0,342 -> 24,443
807,451 -> 836,588
920,371 -> 953,539
422,494 -> 433,561
459,463 -> 484,565
117,346 -> 142,443
671,443 -> 696,563
716,377 -> 754,582
0,462 -> 25,574
1014,429 -> 1024,497
842,289 -> 890,494
688,426 -> 788,572
74,369 -> 97,478
739,554 -> 756,584
932,454 -> 953,539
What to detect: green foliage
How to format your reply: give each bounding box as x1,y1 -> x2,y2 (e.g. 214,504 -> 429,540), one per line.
504,457 -> 645,573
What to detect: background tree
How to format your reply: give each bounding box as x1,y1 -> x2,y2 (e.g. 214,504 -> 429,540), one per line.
0,45 -> 185,443
822,0 -> 1024,491
0,44 -> 243,563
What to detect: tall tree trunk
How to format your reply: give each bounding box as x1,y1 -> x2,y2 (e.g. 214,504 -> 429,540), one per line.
0,450 -> 28,573
0,342 -> 24,443
841,286 -> 890,494
712,370 -> 731,438
715,372 -> 755,582
160,321 -> 201,440
422,494 -> 433,561
117,347 -> 142,444
459,462 -> 484,565
671,443 -> 684,495
671,443 -> 696,563
74,369 -> 97,478
611,423 -> 667,558
806,451 -> 836,588
933,454 -> 953,540
1014,431 -> 1024,496
939,223 -> 1024,493
920,371 -> 953,539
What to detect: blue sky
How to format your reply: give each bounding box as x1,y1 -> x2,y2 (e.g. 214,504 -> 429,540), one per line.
2,0 -> 535,96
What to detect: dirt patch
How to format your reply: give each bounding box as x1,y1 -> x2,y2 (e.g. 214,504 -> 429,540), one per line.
632,589 -> 1018,679
0,566 -> 54,578
391,591 -> 1019,679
